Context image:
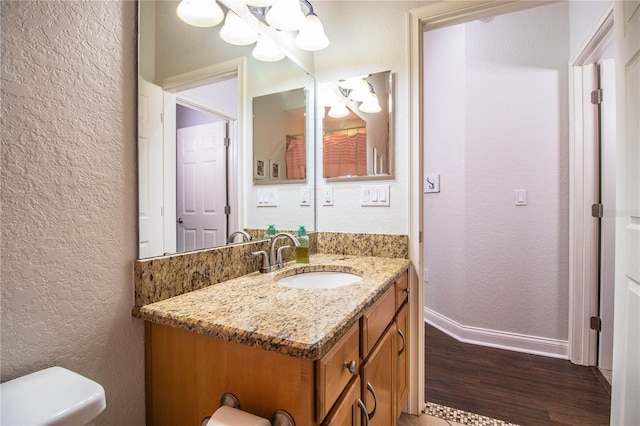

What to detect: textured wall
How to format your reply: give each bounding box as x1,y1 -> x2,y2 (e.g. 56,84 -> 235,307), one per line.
423,3 -> 570,341
1,2 -> 144,424
312,1 -> 425,235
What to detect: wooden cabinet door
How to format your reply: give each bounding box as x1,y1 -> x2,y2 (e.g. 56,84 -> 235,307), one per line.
322,377 -> 362,426
395,302 -> 409,416
316,322 -> 360,421
360,325 -> 396,426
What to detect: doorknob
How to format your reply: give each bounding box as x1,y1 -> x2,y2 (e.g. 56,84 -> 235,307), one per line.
177,218 -> 183,224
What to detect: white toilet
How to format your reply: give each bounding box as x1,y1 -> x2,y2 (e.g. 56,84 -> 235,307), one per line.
0,366 -> 106,426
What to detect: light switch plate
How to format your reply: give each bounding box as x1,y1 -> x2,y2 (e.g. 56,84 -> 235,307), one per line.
257,188 -> 278,207
514,189 -> 527,206
361,185 -> 390,206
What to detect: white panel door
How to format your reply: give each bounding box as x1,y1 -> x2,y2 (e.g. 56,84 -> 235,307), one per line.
611,1 -> 640,424
138,78 -> 164,258
176,122 -> 227,252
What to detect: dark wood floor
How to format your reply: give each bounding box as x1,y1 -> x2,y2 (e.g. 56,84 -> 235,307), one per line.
425,323 -> 611,425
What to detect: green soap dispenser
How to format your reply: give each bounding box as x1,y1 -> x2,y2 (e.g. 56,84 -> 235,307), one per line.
264,224 -> 276,240
296,225 -> 310,263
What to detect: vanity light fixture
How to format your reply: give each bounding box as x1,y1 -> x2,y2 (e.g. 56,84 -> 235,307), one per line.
176,0 -> 330,61
252,35 -> 286,62
265,0 -> 306,31
295,8 -> 329,51
177,0 -> 224,27
336,77 -> 382,114
327,101 -> 349,118
359,91 -> 382,113
219,10 -> 259,45
241,0 -> 277,6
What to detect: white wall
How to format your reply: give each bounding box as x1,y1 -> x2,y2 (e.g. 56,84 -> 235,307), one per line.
313,1 -> 424,234
569,0 -> 612,58
1,2 -> 144,425
423,3 -> 571,352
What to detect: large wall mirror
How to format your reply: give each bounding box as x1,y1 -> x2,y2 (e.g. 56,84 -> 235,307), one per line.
321,70 -> 393,180
138,0 -> 315,259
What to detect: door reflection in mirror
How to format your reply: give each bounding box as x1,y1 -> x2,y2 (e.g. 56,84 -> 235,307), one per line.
176,107 -> 229,253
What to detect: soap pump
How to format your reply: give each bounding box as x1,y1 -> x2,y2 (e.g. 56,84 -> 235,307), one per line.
295,225 -> 309,263
264,224 -> 276,240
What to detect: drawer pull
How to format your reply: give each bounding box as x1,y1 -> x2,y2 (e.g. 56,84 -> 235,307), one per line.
398,329 -> 406,355
365,382 -> 377,420
343,360 -> 357,374
357,399 -> 370,426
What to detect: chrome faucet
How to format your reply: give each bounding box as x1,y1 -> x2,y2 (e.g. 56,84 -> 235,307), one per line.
251,232 -> 300,273
227,230 -> 252,244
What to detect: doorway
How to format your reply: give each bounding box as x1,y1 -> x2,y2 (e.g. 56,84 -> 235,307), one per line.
161,75 -> 240,255
422,2 -> 571,358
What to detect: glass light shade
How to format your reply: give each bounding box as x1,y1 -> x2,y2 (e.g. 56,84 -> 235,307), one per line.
266,0 -> 306,31
337,77 -> 361,90
359,93 -> 382,113
252,36 -> 285,62
177,0 -> 224,27
295,14 -> 329,51
328,102 -> 349,118
241,0 -> 278,6
220,10 -> 259,45
348,79 -> 370,102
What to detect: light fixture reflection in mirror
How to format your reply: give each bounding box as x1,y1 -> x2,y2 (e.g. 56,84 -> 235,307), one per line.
322,70 -> 392,179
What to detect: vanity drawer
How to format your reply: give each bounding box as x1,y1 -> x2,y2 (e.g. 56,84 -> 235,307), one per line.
360,285 -> 395,358
316,322 -> 360,421
394,271 -> 409,311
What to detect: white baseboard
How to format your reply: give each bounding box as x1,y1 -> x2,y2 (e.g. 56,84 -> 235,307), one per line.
424,307 -> 568,359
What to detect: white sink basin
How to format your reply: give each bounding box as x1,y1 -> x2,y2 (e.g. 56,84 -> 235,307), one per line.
277,271 -> 362,289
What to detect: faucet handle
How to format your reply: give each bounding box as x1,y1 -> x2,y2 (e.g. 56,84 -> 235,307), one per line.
251,250 -> 270,273
276,245 -> 291,264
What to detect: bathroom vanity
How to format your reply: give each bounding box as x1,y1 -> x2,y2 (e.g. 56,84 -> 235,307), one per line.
139,254 -> 409,425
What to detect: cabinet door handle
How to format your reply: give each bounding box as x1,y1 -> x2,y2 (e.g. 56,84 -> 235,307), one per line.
398,329 -> 406,355
365,382 -> 378,420
343,360 -> 357,374
357,399 -> 370,426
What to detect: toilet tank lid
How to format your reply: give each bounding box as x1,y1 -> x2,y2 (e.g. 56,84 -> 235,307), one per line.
0,366 -> 106,426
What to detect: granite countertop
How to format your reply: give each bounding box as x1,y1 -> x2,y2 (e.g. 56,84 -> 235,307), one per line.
138,253 -> 410,360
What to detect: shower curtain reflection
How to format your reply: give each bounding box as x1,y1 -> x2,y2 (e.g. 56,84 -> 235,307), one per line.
323,127 -> 367,178
285,134 -> 306,180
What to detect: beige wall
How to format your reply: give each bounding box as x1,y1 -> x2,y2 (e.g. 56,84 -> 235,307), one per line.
1,2 -> 144,424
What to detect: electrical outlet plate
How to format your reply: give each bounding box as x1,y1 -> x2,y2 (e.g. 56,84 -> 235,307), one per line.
300,186 -> 310,206
322,186 -> 333,206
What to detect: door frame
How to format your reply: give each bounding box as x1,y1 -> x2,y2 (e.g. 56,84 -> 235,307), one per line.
567,5 -> 614,366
